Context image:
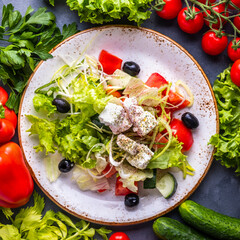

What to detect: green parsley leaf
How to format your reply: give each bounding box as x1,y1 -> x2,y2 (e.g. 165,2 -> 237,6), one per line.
0,4 -> 78,113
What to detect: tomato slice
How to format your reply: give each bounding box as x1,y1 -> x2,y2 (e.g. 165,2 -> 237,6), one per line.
145,72 -> 168,88
115,177 -> 137,196
99,50 -> 123,75
168,90 -> 190,111
102,164 -> 117,178
170,118 -> 193,152
0,87 -> 8,105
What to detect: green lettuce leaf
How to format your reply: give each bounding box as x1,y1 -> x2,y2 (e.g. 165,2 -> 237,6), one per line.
209,67 -> 240,174
33,94 -> 57,117
71,74 -> 112,118
64,0 -> 152,25
147,137 -> 187,170
26,115 -> 57,154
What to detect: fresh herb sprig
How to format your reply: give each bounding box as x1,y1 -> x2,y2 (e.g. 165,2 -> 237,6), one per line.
0,4 -> 78,113
0,192 -> 111,240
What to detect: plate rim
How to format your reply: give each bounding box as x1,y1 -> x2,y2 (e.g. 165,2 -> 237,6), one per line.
18,24 -> 219,226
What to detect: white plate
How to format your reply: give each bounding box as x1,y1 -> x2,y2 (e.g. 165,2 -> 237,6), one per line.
19,26 -> 218,225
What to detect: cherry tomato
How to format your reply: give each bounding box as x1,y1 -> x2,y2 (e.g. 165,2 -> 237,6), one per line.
156,0 -> 182,20
233,16 -> 240,30
0,119 -> 15,144
115,177 -> 137,196
177,7 -> 204,34
230,0 -> 240,9
0,87 -> 8,105
204,4 -> 229,29
3,106 -> 17,129
99,50 -> 123,75
201,31 -> 228,56
170,118 -> 193,152
109,232 -> 130,240
230,59 -> 240,87
227,38 -> 240,62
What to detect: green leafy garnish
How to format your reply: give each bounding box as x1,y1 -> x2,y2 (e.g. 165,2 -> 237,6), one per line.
0,192 -> 111,240
50,0 -> 152,25
147,137 -> 193,178
209,67 -> 240,174
0,4 -> 78,113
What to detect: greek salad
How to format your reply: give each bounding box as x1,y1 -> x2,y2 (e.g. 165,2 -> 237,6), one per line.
27,49 -> 198,207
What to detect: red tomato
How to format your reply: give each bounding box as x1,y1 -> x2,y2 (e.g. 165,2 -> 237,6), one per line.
102,164 -> 116,178
230,59 -> 240,87
3,106 -> 17,129
233,16 -> 240,30
99,50 -> 122,75
168,90 -> 190,111
170,118 -> 193,152
0,119 -> 15,144
0,87 -> 8,105
227,38 -> 240,62
177,7 -> 204,34
204,4 -> 229,29
230,0 -> 240,9
156,0 -> 182,20
109,232 -> 130,240
115,177 -> 137,196
145,72 -> 168,88
201,31 -> 228,56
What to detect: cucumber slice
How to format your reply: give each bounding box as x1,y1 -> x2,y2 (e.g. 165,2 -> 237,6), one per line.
156,172 -> 178,199
144,169 -> 156,189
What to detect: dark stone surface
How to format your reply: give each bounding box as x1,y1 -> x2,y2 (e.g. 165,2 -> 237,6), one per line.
0,1 -> 239,239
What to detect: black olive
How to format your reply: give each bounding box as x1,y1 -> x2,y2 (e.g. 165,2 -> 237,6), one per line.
52,98 -> 70,113
181,112 -> 199,129
58,159 -> 75,173
122,61 -> 140,76
124,193 -> 139,207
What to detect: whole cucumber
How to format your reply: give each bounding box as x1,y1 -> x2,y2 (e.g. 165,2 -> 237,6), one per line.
153,217 -> 212,240
179,200 -> 240,240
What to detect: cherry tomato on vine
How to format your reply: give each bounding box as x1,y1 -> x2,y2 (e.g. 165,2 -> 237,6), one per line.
204,4 -> 229,29
230,59 -> 240,87
177,7 -> 204,34
201,31 -> 228,55
109,232 -> 130,240
230,0 -> 240,9
156,0 -> 182,20
233,16 -> 240,30
227,38 -> 240,62
0,87 -> 8,105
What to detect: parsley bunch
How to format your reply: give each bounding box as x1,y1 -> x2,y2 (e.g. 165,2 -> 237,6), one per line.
0,4 -> 78,113
0,192 -> 111,240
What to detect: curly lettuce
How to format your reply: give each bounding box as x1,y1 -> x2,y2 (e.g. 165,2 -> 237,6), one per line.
209,67 -> 240,174
49,0 -> 152,25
